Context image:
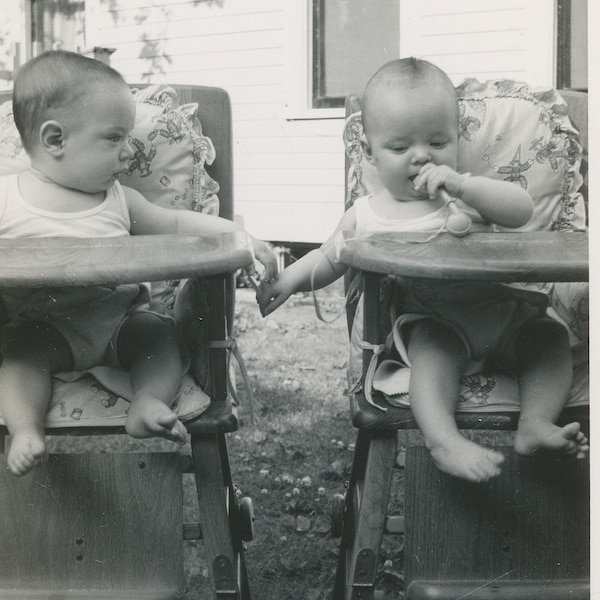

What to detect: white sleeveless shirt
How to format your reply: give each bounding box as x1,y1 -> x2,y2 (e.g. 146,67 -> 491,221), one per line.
0,174 -> 131,239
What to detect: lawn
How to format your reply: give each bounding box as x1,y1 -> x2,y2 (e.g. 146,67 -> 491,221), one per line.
220,284 -> 405,600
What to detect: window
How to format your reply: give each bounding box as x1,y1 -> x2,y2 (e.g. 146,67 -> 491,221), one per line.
311,0 -> 399,108
0,0 -> 87,90
287,1 -> 586,118
30,0 -> 86,56
556,0 -> 587,91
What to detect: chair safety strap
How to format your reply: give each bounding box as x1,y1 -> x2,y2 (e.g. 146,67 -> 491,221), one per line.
208,337 -> 256,423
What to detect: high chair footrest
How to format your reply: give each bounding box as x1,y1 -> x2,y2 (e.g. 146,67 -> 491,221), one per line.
406,580 -> 590,600
0,453 -> 184,594
404,447 -> 589,584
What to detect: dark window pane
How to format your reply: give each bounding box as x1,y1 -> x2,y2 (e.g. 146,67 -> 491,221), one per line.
557,0 -> 588,91
313,0 -> 399,108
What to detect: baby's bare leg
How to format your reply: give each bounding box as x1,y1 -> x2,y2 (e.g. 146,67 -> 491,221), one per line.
407,320 -> 504,482
118,313 -> 187,443
0,321 -> 72,476
514,318 -> 588,458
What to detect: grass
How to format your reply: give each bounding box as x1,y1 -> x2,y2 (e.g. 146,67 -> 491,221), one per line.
221,285 -> 405,599
46,282 -> 406,599
228,285 -> 354,599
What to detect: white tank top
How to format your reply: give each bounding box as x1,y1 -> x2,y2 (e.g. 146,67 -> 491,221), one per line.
354,195 -> 448,235
0,174 -> 131,238
353,194 -> 490,235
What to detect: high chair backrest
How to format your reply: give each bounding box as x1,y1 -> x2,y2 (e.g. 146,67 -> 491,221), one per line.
558,89 -> 588,202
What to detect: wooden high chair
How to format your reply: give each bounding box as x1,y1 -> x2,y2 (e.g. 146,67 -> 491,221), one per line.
331,87 -> 589,600
0,85 -> 254,599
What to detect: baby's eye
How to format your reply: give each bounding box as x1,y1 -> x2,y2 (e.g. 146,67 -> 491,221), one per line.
392,145 -> 408,153
107,135 -> 122,142
430,141 -> 447,149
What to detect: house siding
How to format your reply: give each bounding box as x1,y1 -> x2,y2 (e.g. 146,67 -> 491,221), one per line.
87,0 -> 555,244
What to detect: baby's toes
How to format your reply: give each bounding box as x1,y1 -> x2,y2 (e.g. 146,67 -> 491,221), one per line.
8,455 -> 34,476
169,420 -> 188,443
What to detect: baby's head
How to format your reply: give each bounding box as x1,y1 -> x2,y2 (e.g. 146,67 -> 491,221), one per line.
360,58 -> 459,201
361,57 -> 458,137
13,51 -> 136,194
13,50 -> 129,155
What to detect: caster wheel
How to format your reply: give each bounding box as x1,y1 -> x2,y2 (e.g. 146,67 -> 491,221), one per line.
331,493 -> 346,538
239,496 -> 255,541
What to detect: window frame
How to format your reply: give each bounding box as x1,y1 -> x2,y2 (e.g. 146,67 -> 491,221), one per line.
284,0 -> 345,120
556,0 -> 588,91
285,0 -> 584,120
311,0 -> 345,109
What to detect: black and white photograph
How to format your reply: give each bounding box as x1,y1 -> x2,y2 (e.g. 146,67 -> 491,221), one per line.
0,1 -> 592,598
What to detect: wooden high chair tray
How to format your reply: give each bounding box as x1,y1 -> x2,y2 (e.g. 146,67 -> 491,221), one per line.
337,230 -> 588,282
0,231 -> 254,287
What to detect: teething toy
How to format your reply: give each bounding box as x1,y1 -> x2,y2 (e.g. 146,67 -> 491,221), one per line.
439,189 -> 472,236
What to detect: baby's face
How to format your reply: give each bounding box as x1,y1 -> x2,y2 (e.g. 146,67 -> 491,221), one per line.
52,82 -> 136,194
363,84 -> 458,201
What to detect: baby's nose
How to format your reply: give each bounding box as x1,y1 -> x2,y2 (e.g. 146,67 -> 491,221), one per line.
121,139 -> 135,161
411,149 -> 431,165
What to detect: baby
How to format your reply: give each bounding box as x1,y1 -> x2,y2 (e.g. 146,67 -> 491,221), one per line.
257,58 -> 588,482
0,50 -> 277,476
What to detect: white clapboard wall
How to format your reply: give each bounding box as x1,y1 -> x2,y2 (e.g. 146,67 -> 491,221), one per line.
85,0 -> 555,244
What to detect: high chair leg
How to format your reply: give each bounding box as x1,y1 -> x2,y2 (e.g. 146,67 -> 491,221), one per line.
333,429 -> 398,600
191,432 -> 251,600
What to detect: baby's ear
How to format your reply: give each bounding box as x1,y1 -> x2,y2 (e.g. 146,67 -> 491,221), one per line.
39,120 -> 66,156
360,133 -> 374,163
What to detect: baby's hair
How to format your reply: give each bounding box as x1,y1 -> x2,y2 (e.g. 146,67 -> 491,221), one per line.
12,50 -> 128,153
361,57 -> 458,135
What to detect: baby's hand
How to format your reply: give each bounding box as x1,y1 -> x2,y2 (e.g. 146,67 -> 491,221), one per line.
250,237 -> 279,283
256,277 -> 291,317
413,164 -> 468,200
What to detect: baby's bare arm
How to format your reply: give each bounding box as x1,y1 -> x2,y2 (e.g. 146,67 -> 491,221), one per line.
459,175 -> 533,228
415,164 -> 533,228
124,186 -> 278,280
257,205 -> 357,316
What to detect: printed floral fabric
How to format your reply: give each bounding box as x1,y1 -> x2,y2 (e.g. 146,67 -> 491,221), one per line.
455,79 -> 585,232
119,84 -> 219,215
0,100 -> 30,175
120,84 -> 221,315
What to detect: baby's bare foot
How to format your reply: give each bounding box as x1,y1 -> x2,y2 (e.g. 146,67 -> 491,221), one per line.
515,419 -> 588,459
7,430 -> 46,476
429,436 -> 504,482
126,396 -> 187,443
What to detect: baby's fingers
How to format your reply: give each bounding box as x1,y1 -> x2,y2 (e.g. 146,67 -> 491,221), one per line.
413,164 -> 441,198
255,282 -> 272,305
254,244 -> 279,282
261,291 -> 287,316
